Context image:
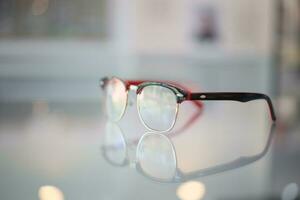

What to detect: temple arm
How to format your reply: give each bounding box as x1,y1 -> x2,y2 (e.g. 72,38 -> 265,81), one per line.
188,92 -> 276,121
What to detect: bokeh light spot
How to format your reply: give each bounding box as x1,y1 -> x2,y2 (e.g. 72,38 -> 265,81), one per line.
176,181 -> 206,200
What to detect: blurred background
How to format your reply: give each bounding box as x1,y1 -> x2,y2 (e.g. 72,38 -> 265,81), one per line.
0,0 -> 299,199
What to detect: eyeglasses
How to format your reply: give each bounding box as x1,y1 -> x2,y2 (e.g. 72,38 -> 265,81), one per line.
99,76 -> 276,132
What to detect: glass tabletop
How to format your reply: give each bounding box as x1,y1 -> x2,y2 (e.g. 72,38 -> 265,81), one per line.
0,100 -> 299,200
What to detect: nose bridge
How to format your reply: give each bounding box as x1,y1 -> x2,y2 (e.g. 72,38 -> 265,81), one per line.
128,85 -> 138,106
129,85 -> 138,91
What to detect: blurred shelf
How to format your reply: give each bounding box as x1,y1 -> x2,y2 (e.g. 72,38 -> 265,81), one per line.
0,39 -> 275,102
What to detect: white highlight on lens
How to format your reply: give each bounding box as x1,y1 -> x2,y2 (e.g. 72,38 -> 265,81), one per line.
136,133 -> 177,180
138,85 -> 178,131
105,78 -> 127,122
176,181 -> 206,200
282,182 -> 299,200
38,185 -> 64,200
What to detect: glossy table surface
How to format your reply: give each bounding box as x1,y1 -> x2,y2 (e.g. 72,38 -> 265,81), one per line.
0,100 -> 299,200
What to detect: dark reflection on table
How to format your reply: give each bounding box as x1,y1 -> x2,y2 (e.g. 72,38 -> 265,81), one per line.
101,121 -> 276,183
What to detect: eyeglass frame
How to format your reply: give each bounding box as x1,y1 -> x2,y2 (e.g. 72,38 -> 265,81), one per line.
100,76 -> 276,132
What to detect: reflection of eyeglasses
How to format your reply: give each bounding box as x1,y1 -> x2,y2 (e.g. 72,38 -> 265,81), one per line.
101,122 -> 129,167
101,121 -> 276,183
135,123 -> 276,183
100,76 -> 276,132
101,120 -> 193,167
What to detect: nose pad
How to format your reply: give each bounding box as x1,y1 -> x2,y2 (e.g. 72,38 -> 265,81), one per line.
127,91 -> 136,107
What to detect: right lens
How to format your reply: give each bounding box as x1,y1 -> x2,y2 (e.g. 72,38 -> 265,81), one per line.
137,85 -> 178,131
105,77 -> 127,121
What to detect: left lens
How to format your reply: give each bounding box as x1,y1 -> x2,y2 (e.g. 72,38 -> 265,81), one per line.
105,77 -> 127,121
137,85 -> 178,131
